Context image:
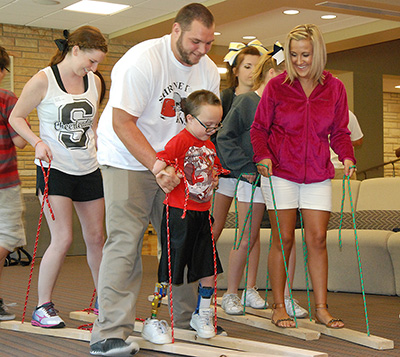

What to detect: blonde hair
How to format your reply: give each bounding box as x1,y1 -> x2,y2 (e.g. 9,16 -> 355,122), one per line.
284,24 -> 326,84
252,53 -> 285,90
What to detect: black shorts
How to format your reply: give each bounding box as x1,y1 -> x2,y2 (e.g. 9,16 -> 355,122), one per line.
36,166 -> 104,202
158,206 -> 223,285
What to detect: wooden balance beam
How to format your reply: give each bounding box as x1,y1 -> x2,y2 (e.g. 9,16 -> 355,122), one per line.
241,305 -> 394,351
0,320 -> 278,357
69,310 -> 327,357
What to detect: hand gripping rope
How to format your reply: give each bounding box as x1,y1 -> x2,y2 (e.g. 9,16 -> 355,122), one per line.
338,169 -> 370,336
255,163 -> 299,327
161,159 -> 227,342
21,160 -> 55,323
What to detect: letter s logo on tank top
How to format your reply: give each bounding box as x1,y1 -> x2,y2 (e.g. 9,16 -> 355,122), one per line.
54,99 -> 94,150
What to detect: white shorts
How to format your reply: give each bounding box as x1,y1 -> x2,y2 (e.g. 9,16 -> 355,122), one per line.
216,177 -> 237,198
261,176 -> 332,211
236,180 -> 265,204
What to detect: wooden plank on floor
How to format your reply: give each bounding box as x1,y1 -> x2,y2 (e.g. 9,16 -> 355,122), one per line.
242,305 -> 394,350
70,310 -> 327,357
217,307 -> 320,341
0,320 -> 273,357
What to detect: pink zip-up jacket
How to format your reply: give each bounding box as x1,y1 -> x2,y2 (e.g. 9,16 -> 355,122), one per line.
251,71 -> 355,184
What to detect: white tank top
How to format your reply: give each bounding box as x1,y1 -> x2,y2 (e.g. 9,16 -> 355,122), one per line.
35,66 -> 99,175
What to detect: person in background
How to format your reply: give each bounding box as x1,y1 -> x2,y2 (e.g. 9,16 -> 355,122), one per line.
0,46 -> 28,321
89,4 -> 220,356
331,110 -> 363,179
212,42 -> 266,311
251,24 -> 355,328
217,46 -> 285,314
9,26 -> 107,328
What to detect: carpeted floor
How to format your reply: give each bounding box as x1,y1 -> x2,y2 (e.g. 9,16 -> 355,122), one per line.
0,255 -> 399,356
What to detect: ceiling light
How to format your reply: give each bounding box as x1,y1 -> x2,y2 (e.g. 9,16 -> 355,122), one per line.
64,1 -> 131,15
283,9 -> 299,15
321,14 -> 337,19
214,32 -> 221,36
218,67 -> 227,74
396,85 -> 400,89
243,35 -> 256,40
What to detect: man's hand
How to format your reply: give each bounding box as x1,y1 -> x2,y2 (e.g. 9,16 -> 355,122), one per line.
156,165 -> 182,193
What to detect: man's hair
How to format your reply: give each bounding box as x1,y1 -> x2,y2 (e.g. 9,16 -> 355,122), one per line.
0,46 -> 10,71
284,24 -> 327,84
182,89 -> 221,118
174,3 -> 214,32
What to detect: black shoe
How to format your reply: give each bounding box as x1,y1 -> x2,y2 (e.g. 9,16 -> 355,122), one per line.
90,338 -> 139,356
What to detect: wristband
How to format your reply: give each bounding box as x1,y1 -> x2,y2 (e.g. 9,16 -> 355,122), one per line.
34,140 -> 43,149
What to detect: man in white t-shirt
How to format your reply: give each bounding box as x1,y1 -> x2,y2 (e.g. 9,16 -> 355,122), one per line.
90,4 -> 220,356
331,110 -> 363,179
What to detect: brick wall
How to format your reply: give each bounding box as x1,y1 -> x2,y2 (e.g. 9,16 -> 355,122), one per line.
0,23 -> 134,192
383,92 -> 400,177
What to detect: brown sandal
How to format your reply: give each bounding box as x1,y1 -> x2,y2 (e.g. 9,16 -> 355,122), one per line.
315,304 -> 344,329
271,303 -> 295,328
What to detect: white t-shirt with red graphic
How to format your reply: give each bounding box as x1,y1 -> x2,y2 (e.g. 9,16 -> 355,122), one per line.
97,34 -> 220,171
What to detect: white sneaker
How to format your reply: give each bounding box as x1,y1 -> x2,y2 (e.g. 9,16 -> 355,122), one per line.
284,296 -> 308,318
241,287 -> 268,309
190,308 -> 216,339
221,293 -> 243,315
141,318 -> 172,344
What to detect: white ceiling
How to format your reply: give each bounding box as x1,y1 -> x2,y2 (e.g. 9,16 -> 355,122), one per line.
0,0 -> 399,49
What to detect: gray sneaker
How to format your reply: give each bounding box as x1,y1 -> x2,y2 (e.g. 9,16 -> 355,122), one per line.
0,298 -> 15,321
221,293 -> 243,315
284,296 -> 308,318
90,338 -> 139,356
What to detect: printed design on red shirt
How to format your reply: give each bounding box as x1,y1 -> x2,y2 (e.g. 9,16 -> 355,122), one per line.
184,145 -> 216,203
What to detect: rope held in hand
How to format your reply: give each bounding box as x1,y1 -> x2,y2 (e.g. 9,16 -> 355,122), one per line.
22,160 -> 55,323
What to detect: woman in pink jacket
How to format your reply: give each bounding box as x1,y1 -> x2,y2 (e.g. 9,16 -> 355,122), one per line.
251,24 -> 355,329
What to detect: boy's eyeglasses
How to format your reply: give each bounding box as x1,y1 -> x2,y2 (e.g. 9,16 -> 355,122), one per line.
192,114 -> 223,133
3,67 -> 10,72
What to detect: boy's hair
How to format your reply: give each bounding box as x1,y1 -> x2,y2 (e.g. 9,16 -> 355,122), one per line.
252,53 -> 285,90
174,3 -> 214,32
226,46 -> 261,88
182,90 -> 221,118
50,25 -> 108,66
284,24 -> 326,84
0,46 -> 10,71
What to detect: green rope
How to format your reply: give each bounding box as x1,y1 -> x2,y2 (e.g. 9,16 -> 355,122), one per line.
337,176 -> 347,249
299,210 -> 312,320
241,174 -> 260,314
256,163 -> 298,327
211,188 -> 216,216
232,176 -> 242,249
343,173 -> 370,336
264,230 -> 273,309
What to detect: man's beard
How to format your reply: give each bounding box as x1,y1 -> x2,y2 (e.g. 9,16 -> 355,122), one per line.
176,33 -> 199,66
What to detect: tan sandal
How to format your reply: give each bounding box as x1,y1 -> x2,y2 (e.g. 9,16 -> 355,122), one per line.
315,304 -> 344,329
271,303 -> 295,328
